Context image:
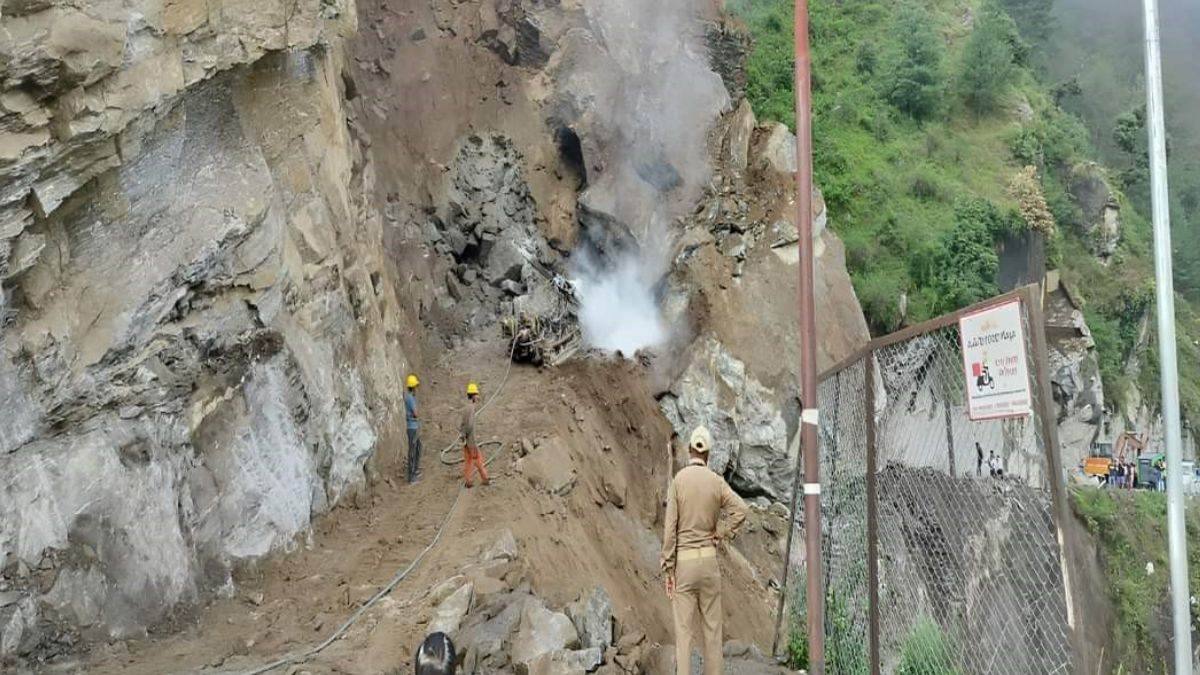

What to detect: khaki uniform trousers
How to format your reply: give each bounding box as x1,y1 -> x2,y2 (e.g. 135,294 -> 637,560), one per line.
672,553 -> 722,675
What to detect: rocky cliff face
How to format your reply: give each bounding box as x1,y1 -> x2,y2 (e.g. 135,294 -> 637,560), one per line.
1,0 -> 414,658
0,0 -> 876,663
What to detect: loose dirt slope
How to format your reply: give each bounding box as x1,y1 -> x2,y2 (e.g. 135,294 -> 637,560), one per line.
73,336 -> 783,674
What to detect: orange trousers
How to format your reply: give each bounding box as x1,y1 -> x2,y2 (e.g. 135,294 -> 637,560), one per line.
463,444 -> 489,486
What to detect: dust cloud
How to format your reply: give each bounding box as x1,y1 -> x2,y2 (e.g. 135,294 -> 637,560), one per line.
568,0 -> 729,354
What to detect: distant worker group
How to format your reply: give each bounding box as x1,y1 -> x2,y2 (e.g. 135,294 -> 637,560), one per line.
404,374 -> 490,489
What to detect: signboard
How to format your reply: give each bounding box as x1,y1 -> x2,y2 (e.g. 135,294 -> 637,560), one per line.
959,299 -> 1032,420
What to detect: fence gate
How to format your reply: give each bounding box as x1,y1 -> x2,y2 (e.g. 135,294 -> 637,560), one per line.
783,285 -> 1075,674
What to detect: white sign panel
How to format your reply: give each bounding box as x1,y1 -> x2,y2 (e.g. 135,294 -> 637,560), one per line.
959,299 -> 1032,420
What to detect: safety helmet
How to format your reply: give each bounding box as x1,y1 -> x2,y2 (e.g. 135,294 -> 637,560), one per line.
406,374 -> 419,389
467,382 -> 480,396
689,426 -> 713,455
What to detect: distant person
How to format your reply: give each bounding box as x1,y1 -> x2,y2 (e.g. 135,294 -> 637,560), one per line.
662,426 -> 748,675
405,374 -> 423,483
414,632 -> 457,674
460,382 -> 489,488
988,451 -> 998,478
976,442 -> 984,477
1158,459 -> 1167,492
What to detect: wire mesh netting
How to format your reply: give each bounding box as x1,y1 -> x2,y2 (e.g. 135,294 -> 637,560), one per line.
786,296 -> 1074,674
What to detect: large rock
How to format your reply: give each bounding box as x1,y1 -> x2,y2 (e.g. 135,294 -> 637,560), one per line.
725,100 -> 756,171
659,336 -> 790,499
429,582 -> 474,636
516,437 -> 578,496
523,647 -> 604,675
484,529 -> 519,563
459,593 -> 529,664
567,587 -> 614,652
510,598 -> 581,669
1067,162 -> 1122,258
756,122 -> 796,175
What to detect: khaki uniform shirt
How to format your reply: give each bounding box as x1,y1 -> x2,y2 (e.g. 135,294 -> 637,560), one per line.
460,406 -> 476,446
661,458 -> 748,575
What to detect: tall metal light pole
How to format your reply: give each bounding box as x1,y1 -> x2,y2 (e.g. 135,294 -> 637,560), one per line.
1141,0 -> 1193,671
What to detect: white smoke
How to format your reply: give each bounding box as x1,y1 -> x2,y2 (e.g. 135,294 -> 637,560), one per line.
563,0 -> 730,354
573,247 -> 667,354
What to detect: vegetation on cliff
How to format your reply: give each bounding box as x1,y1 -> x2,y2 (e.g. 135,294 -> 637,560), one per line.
728,0 -> 1200,421
1071,488 -> 1200,672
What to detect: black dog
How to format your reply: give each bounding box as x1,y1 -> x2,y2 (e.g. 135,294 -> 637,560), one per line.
414,632 -> 457,675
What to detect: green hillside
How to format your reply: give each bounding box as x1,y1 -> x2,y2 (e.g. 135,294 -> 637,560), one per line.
728,0 -> 1200,422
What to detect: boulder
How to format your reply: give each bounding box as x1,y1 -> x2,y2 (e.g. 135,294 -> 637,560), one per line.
522,647 -> 604,675
428,582 -> 474,635
511,598 -> 581,669
1067,162 -> 1122,257
756,122 -> 796,175
659,336 -> 790,500
516,437 -> 577,496
429,575 -> 468,606
725,100 -> 756,170
484,529 -> 519,563
486,238 -> 529,285
567,586 -> 614,652
459,594 -> 528,665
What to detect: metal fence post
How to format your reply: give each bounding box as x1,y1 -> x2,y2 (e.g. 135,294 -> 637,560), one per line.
865,357 -> 881,675
943,399 -> 956,477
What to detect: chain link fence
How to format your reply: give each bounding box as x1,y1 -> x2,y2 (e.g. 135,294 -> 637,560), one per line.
784,286 -> 1075,674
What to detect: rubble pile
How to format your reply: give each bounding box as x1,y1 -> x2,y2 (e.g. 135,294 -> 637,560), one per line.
423,530 -> 792,675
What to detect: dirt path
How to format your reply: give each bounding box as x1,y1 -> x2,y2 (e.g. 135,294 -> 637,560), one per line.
70,337 -> 781,674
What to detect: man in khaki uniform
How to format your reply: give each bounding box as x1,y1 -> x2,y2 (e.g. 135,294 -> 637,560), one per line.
661,426 -> 748,675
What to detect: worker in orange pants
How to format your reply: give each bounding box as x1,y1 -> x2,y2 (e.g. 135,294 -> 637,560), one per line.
460,382 -> 489,488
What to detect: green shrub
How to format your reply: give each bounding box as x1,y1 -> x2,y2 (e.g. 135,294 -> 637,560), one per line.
786,624 -> 809,671
959,3 -> 1023,114
898,615 -> 960,675
884,4 -> 946,121
909,197 -> 1021,315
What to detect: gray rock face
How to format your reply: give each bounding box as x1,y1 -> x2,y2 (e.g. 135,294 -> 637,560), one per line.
510,597 -> 581,670
440,135 -> 544,287
0,2 -> 407,659
1045,281 -> 1105,468
660,336 -> 790,500
567,586 -> 614,652
1068,162 -> 1122,259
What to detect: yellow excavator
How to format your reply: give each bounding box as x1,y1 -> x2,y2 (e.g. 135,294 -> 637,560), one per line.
1083,431 -> 1147,480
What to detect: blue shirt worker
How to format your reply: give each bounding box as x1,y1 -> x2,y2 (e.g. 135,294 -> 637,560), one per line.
405,374 -> 423,483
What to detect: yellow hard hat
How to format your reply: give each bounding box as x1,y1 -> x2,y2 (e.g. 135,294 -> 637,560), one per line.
467,382 -> 480,396
406,374 -> 419,388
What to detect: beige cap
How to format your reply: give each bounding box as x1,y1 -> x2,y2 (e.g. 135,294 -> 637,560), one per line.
689,426 -> 713,455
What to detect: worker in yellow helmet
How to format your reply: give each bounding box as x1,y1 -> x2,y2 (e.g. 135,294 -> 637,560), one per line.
460,382 -> 489,488
405,374 -> 422,483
